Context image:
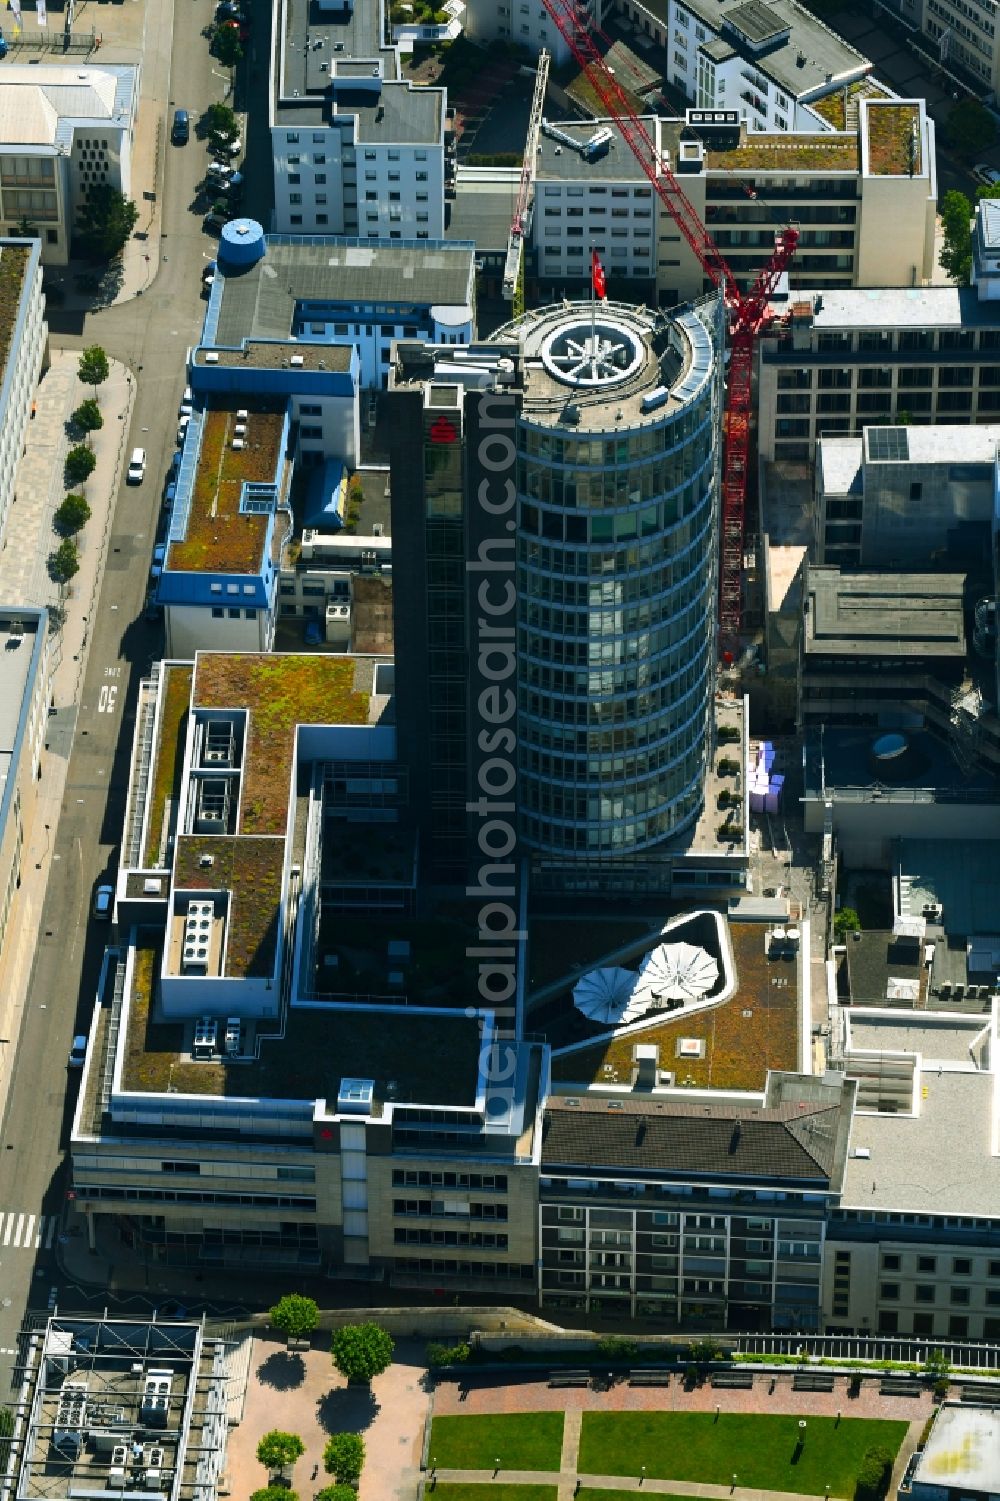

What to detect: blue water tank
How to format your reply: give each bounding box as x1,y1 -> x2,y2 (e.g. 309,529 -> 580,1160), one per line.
218,217 -> 265,269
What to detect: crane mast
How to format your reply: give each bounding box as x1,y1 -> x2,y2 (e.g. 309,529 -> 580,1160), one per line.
502,48 -> 551,304
533,0 -> 798,649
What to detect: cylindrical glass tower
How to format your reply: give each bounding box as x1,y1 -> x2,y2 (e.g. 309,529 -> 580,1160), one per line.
491,294 -> 724,857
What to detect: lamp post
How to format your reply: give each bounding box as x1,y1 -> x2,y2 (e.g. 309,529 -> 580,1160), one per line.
640,1466 -> 646,1486
732,1475 -> 738,1492
799,1421 -> 808,1446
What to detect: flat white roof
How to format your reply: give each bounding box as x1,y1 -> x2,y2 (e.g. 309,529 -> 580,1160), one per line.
912,1404 -> 1000,1494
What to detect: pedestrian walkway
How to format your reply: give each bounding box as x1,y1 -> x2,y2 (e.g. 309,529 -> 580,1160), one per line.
0,348 -> 134,1132
432,1468 -> 852,1500
558,1410 -> 582,1501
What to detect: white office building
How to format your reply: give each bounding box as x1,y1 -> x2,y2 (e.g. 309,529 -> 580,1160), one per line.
270,0 -> 446,238
463,0 -> 600,66
0,65 -> 138,264
0,239 -> 46,544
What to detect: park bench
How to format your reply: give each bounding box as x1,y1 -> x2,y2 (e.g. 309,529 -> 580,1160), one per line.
549,1370 -> 590,1388
879,1380 -> 921,1397
629,1369 -> 672,1387
960,1384 -> 1000,1405
792,1372 -> 835,1392
711,1371 -> 754,1389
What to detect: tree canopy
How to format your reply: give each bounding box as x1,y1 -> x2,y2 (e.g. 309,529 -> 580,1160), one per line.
78,346 -> 110,390
330,1322 -> 394,1385
49,538 -> 80,584
213,24 -> 243,69
939,189 -> 974,285
255,1431 -> 305,1472
322,1433 -> 364,1484
250,1489 -> 299,1501
269,1294 -> 319,1342
76,187 -> 139,261
944,98 -> 995,157
65,444 -> 97,485
55,494 -> 92,534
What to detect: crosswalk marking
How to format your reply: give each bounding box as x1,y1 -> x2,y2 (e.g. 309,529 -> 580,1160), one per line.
0,1212 -> 59,1251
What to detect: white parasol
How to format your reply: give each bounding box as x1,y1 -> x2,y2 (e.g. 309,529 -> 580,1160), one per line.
634,942 -> 719,1006
572,966 -> 646,1026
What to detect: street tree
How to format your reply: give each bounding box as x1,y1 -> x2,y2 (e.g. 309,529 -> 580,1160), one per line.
315,1488 -> 355,1501
73,398 -> 103,433
322,1433 -> 364,1485
213,23 -> 243,77
65,445 -> 96,485
205,101 -> 239,144
55,494 -> 92,534
331,1322 -> 394,1385
944,98 -> 995,157
49,538 -> 80,585
939,189 -> 974,285
250,1489 -> 298,1501
78,346 -> 110,392
255,1431 -> 305,1473
76,186 -> 139,261
268,1294 -> 319,1343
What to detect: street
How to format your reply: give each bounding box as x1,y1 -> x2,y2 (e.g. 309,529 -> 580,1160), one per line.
0,0 -> 271,1388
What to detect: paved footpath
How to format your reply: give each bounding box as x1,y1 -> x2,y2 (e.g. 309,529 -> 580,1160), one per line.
434,1471 -> 862,1499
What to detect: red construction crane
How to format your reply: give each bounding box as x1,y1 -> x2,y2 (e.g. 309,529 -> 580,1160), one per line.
538,0 -> 798,650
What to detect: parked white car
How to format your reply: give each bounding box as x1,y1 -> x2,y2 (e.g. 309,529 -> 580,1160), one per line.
126,447 -> 146,485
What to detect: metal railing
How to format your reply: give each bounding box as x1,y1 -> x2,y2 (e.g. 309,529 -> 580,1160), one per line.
122,667 -> 161,867
98,952 -> 128,1118
733,1330 -> 1000,1367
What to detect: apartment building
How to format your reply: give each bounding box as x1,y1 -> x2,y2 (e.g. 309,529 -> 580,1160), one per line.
463,0 -> 600,66
613,0 -> 873,131
0,65 -> 138,265
758,286 -> 1000,465
269,0 -> 446,238
0,239 -> 47,544
539,1074 -> 854,1330
530,106 -> 935,306
533,119 -> 660,289
875,0 -> 999,95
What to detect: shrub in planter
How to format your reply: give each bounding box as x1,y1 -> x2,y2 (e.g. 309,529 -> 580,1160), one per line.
717,757 -> 739,776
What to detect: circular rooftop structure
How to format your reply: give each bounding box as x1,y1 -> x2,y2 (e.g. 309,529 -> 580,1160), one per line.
539,314 -> 645,388
218,217 -> 265,269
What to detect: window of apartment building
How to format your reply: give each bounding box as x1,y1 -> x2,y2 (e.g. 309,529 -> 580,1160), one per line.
949,1315 -> 969,1338
881,1253 -> 900,1270
918,1257 -> 937,1272
951,1287 -> 971,1305
289,193 -> 302,204
312,133 -> 325,143
288,174 -> 301,185
878,1311 -> 898,1333
915,1284 -> 936,1302
954,1258 -> 973,1275
316,175 -> 326,185
211,607 -> 224,618
288,155 -> 300,165
879,1283 -> 899,1300
290,216 -> 302,225
558,1206 -> 583,1221
912,1313 -> 934,1335
228,608 -> 241,619
301,426 -> 322,439
286,132 -> 299,144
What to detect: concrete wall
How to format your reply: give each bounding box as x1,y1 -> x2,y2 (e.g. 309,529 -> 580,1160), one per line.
165,602 -> 271,659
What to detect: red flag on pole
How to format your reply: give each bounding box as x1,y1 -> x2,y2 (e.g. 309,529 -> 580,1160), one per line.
591,249 -> 607,300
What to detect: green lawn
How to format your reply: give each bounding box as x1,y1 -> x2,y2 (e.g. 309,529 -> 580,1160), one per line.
433,1488 -> 557,1501
577,1414 -> 908,1496
429,1413 -> 565,1472
580,1493 -> 704,1501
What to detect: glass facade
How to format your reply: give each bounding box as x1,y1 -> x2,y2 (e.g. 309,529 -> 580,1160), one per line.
492,298 -> 722,856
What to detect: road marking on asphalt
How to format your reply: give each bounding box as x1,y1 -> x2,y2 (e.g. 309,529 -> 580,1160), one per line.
97,686 -> 118,714
0,1213 -> 59,1249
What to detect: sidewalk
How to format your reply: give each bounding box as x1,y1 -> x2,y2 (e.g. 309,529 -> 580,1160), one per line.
0,350 -> 134,1129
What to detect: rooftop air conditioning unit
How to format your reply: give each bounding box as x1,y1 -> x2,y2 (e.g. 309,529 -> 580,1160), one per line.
290,354 -> 304,366
205,351 -> 219,364
192,1017 -> 218,1057
372,522 -> 384,536
231,437 -> 245,450
234,423 -> 247,439
236,408 -> 248,420
199,853 -> 215,868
